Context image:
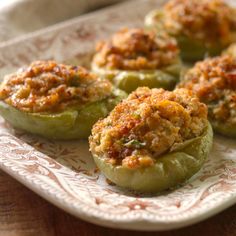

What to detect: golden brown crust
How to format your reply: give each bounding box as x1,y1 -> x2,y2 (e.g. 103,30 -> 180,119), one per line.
92,28 -> 179,70
178,55 -> 236,123
0,61 -> 113,113
163,0 -> 236,44
89,87 -> 207,168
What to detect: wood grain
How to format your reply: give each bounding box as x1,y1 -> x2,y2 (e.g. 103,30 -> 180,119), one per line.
0,170 -> 235,236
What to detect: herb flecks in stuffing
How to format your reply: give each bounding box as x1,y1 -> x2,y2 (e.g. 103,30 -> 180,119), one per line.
89,87 -> 208,169
178,55 -> 236,125
164,0 -> 236,45
0,61 -> 113,113
93,28 -> 179,71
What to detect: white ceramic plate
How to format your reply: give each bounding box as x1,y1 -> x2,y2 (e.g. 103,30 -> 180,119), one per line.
0,0 -> 235,231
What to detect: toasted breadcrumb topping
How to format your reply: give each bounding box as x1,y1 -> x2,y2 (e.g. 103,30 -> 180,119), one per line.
89,87 -> 207,169
0,61 -> 113,113
178,56 -> 236,124
163,0 -> 236,44
92,28 -> 179,70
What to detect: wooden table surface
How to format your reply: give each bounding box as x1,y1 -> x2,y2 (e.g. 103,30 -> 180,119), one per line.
0,170 -> 235,236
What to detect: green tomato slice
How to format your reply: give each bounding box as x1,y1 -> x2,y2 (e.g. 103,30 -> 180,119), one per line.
93,122 -> 213,193
0,89 -> 126,140
113,70 -> 178,93
176,35 -> 226,62
210,119 -> 236,138
92,61 -> 181,93
145,9 -> 234,61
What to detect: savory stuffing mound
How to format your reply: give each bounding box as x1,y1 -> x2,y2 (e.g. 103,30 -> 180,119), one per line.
163,0 -> 236,44
89,87 -> 208,169
92,28 -> 179,70
178,55 -> 236,125
0,61 -> 113,113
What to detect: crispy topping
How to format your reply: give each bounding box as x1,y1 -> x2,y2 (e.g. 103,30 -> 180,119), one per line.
164,0 -> 236,44
178,55 -> 236,123
92,28 -> 179,70
89,87 -> 207,168
0,61 -> 113,113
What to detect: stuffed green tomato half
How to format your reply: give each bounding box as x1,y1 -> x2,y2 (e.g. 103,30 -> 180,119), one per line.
0,61 -> 126,140
145,0 -> 236,62
91,28 -> 181,93
178,55 -> 236,138
89,87 -> 213,193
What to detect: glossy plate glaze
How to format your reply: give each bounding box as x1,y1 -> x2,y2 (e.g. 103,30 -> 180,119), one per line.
0,0 -> 235,231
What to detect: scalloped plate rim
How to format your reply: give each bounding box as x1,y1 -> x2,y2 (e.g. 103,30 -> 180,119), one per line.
0,155 -> 236,231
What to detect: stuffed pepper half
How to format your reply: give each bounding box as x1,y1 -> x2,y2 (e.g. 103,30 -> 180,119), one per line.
92,28 -> 181,93
178,55 -> 236,138
89,87 -> 212,192
145,0 -> 236,61
0,61 -> 126,139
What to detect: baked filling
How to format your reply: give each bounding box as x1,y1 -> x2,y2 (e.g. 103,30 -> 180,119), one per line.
178,55 -> 236,124
92,28 -> 179,71
163,0 -> 236,44
0,61 -> 113,113
89,87 -> 208,169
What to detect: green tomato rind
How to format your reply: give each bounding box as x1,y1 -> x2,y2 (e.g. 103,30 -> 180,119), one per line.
92,61 -> 181,93
145,9 -> 234,61
0,89 -> 127,140
176,35 -> 226,62
93,122 -> 213,193
210,119 -> 236,138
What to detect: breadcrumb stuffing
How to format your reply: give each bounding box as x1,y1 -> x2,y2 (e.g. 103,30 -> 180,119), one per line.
92,28 -> 179,71
89,87 -> 207,169
0,61 -> 113,113
178,55 -> 236,124
163,0 -> 236,44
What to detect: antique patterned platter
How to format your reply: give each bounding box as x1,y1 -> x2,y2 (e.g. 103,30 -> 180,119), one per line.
0,0 -> 235,231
